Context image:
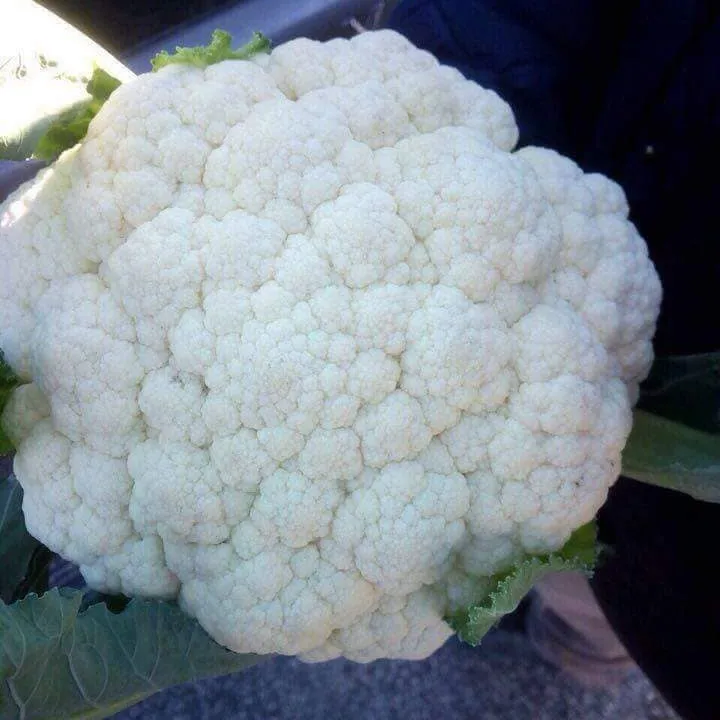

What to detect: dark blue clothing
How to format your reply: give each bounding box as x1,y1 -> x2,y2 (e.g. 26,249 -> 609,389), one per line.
390,4 -> 720,719
390,0 -> 720,357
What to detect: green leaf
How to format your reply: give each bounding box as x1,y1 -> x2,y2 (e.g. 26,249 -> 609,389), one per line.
620,352 -> 720,502
622,409 -> 720,502
0,588 -> 266,720
448,522 -> 598,645
84,68 -> 122,103
637,352 -> 720,434
151,30 -> 271,71
32,68 -> 121,162
0,475 -> 43,603
0,351 -> 23,455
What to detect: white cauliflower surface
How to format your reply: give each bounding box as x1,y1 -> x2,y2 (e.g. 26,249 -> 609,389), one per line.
0,30 -> 661,662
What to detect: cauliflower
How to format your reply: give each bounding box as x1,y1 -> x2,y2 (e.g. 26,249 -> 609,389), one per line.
0,29 -> 661,662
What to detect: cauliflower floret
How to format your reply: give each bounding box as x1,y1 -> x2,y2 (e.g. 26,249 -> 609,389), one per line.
0,30 -> 661,663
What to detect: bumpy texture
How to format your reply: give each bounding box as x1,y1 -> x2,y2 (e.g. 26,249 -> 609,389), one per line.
0,30 -> 661,662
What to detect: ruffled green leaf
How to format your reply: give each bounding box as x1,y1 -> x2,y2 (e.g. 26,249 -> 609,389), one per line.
448,522 -> 598,645
151,30 -> 271,72
0,588 -> 265,720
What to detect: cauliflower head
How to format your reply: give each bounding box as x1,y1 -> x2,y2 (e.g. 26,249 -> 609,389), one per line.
0,30 -> 661,662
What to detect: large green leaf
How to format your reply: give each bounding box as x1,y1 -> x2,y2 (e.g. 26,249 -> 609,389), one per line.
621,352 -> 720,502
448,522 -> 598,645
622,409 -> 720,503
0,475 -> 42,603
0,588 -> 266,720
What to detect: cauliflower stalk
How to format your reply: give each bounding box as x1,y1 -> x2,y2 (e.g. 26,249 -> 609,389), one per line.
0,29 -> 661,662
